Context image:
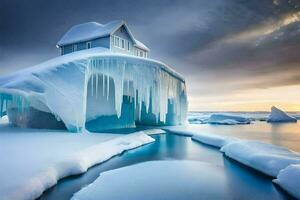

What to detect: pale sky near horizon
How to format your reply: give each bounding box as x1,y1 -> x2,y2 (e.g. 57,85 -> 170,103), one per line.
1,0 -> 300,111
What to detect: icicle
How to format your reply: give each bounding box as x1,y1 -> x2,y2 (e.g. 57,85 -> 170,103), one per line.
106,75 -> 109,100
102,74 -> 105,96
95,73 -> 99,99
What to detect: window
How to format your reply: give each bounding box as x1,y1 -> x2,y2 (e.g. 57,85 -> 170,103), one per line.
140,51 -> 143,57
127,41 -> 130,51
113,35 -> 129,50
121,39 -> 125,49
73,44 -> 77,51
115,37 -> 120,47
87,42 -> 92,49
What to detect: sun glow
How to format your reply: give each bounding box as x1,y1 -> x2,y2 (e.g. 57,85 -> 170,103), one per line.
189,84 -> 300,112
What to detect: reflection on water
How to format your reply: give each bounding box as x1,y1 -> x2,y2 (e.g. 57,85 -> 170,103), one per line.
39,134 -> 294,200
184,122 -> 300,152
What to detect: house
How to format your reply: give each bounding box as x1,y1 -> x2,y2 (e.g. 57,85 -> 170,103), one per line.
57,20 -> 149,58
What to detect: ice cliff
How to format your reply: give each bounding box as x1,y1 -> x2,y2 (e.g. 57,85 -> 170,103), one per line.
0,48 -> 188,132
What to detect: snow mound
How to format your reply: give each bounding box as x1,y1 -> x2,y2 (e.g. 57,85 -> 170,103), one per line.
0,115 -> 9,124
273,164 -> 300,199
71,160 -> 227,200
207,114 -> 251,125
221,141 -> 300,177
267,106 -> 297,123
2,131 -> 154,200
192,133 -> 237,148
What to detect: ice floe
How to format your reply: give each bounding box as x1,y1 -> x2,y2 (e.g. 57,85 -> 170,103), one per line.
273,164 -> 300,199
221,141 -> 300,177
207,114 -> 251,125
71,160 -> 228,200
167,129 -> 300,199
0,128 -> 156,200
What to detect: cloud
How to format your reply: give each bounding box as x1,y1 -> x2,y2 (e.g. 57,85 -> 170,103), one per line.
222,10 -> 300,43
1,0 -> 300,111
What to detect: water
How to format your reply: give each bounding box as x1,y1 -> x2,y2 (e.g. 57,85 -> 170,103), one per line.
188,111 -> 300,123
186,112 -> 300,152
175,122 -> 300,152
39,133 -> 294,200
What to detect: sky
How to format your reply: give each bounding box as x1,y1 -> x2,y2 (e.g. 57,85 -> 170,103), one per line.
1,0 -> 300,112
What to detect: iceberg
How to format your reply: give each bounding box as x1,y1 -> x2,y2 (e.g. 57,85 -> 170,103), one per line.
207,114 -> 251,125
267,106 -> 297,123
0,48 -> 188,132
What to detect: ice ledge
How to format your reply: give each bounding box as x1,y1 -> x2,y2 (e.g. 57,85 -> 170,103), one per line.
2,131 -> 155,200
1,47 -> 185,83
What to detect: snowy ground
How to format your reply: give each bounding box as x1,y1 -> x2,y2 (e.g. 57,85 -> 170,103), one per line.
0,120 -> 156,200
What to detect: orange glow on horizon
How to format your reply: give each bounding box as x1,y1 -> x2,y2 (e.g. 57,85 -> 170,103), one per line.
188,84 -> 300,112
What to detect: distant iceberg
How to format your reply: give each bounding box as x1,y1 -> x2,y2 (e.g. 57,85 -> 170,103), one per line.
267,106 -> 297,123
0,48 -> 188,132
207,114 -> 251,125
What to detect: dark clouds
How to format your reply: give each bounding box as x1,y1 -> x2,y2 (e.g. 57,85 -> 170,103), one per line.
1,0 -> 300,109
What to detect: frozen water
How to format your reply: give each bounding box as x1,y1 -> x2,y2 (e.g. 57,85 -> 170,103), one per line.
0,126 -> 156,200
167,128 -> 300,198
221,141 -> 300,177
0,48 -> 187,132
187,112 -> 267,125
267,106 -> 297,123
71,161 -> 229,200
274,164 -> 300,199
207,114 -> 251,125
192,133 -> 238,148
188,111 -> 300,125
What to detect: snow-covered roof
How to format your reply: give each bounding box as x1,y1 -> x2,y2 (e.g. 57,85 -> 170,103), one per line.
57,20 -> 149,51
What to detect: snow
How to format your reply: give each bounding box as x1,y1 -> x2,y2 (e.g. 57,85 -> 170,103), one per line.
0,115 -> 9,124
0,126 -> 156,200
57,20 -> 149,51
221,141 -> 300,177
71,160 -> 228,200
267,106 -> 297,123
207,114 -> 251,125
57,21 -> 123,46
0,47 -> 187,132
133,39 -> 149,51
273,164 -> 300,199
192,133 -> 237,148
142,128 -> 166,135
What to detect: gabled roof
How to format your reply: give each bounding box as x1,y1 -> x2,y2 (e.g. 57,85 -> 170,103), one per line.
57,20 -> 149,51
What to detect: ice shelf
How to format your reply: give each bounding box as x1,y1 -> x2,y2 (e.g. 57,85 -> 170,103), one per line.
0,48 -> 188,132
